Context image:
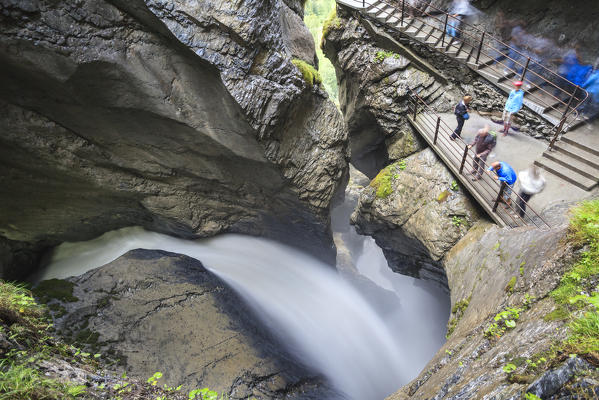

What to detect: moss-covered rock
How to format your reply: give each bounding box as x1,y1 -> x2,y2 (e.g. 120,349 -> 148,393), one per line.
291,58 -> 322,87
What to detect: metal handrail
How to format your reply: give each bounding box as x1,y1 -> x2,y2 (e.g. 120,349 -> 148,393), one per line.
407,89 -> 551,230
351,0 -> 589,148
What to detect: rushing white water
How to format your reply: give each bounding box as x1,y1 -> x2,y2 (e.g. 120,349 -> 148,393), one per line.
37,227 -> 411,399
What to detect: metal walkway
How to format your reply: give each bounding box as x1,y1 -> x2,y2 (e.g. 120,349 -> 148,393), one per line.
333,0 -> 599,226
336,0 -> 589,146
407,92 -> 550,229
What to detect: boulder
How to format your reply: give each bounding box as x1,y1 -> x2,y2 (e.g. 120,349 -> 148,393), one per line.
53,249 -> 325,399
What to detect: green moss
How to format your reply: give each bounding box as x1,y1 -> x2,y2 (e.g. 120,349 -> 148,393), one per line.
446,296 -> 470,338
48,303 -> 67,318
452,297 -> 470,314
33,279 -> 78,303
437,190 -> 450,203
446,317 -> 458,338
544,305 -> 570,322
505,276 -> 517,294
370,168 -> 393,199
292,59 -> 322,88
321,8 -> 342,45
373,50 -> 400,63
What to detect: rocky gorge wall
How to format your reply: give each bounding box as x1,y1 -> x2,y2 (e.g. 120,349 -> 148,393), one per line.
324,3 -> 599,398
0,0 -> 348,279
322,5 -> 483,287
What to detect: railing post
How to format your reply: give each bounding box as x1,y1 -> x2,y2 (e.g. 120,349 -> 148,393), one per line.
401,0 -> 405,27
459,144 -> 468,174
548,86 -> 578,150
520,57 -> 531,82
475,31 -> 485,65
442,14 -> 448,47
362,0 -> 365,9
433,116 -> 440,145
412,99 -> 418,119
492,181 -> 506,212
548,115 -> 567,151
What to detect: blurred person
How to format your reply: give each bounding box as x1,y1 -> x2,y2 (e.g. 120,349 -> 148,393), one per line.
447,0 -> 472,39
516,164 -> 545,218
468,125 -> 496,181
502,81 -> 524,136
487,161 -> 517,208
450,94 -> 472,140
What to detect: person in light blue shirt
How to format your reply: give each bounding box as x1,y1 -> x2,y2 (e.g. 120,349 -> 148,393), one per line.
502,81 -> 524,136
487,161 -> 517,207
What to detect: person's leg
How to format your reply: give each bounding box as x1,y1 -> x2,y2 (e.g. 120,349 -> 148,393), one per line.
471,155 -> 480,174
517,191 -> 532,217
477,153 -> 489,177
502,110 -> 509,135
503,184 -> 513,207
452,115 -> 464,139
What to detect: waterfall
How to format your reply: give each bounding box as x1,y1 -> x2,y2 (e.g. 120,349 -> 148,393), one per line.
37,221 -> 448,399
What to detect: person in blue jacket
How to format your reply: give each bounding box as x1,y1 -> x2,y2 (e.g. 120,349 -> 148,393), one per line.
502,81 -> 524,136
487,161 -> 517,207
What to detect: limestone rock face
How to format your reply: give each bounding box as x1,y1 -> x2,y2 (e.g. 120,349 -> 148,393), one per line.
351,149 -> 481,287
54,249 -> 325,399
388,217 -> 598,400
0,0 -> 347,278
322,6 -> 455,177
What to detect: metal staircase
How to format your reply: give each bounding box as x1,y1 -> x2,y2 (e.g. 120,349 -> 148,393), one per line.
336,0 -> 590,144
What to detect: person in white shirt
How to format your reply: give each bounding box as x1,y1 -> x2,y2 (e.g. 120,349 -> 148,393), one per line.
517,164 -> 546,217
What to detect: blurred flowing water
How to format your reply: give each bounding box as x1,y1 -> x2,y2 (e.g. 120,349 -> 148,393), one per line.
36,200 -> 449,399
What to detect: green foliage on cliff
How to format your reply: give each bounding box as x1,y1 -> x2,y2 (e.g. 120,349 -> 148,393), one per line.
292,59 -> 322,87
0,281 -> 87,399
370,168 -> 393,199
548,200 -> 599,354
304,0 -> 339,104
321,8 -> 342,41
0,280 -> 231,400
373,50 -> 400,63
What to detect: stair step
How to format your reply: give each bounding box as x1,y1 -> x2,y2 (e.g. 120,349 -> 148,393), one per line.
542,150 -> 599,181
535,158 -> 597,191
414,23 -> 435,40
562,136 -> 599,158
554,142 -> 599,169
405,20 -> 424,34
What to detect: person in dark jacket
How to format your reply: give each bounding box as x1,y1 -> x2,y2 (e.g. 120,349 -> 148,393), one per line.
450,95 -> 472,140
468,125 -> 496,180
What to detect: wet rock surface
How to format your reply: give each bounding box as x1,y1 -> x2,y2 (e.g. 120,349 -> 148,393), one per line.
322,6 -> 453,177
351,148 -> 481,288
388,215 -> 598,399
53,249 -> 328,399
0,0 -> 347,279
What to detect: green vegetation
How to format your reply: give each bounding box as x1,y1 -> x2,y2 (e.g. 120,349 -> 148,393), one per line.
549,200 -> 599,355
0,280 -> 234,400
304,0 -> 338,103
505,276 -> 517,294
292,59 -> 322,88
450,180 -> 459,191
446,297 -> 470,338
321,8 -> 342,43
524,393 -> 542,400
373,50 -> 400,63
0,281 -> 88,399
436,190 -> 450,203
451,216 -> 464,227
484,307 -> 522,338
32,278 -> 78,303
370,160 -> 407,199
